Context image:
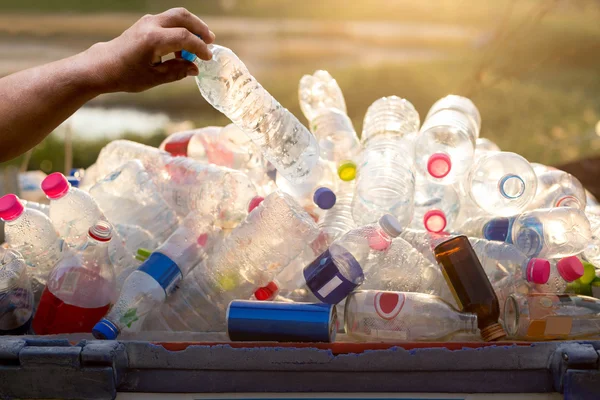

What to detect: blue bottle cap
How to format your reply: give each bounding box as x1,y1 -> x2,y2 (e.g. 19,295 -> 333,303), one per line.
313,187 -> 336,210
303,248 -> 364,304
483,217 -> 512,243
92,318 -> 119,340
67,176 -> 80,188
181,49 -> 197,62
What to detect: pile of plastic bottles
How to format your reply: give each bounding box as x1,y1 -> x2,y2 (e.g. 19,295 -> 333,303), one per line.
2,44 -> 600,343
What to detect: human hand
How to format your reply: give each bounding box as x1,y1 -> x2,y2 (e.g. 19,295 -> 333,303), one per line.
85,8 -> 215,93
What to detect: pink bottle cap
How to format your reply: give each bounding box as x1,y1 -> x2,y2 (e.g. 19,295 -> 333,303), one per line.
556,256 -> 584,282
42,172 -> 70,199
88,220 -> 112,242
525,258 -> 550,284
427,152 -> 452,179
254,281 -> 279,301
423,209 -> 447,233
247,196 -> 265,213
0,194 -> 25,222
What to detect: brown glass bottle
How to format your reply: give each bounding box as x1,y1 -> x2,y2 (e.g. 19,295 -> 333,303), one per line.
434,235 -> 506,341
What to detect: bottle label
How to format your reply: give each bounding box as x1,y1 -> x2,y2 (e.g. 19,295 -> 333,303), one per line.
139,252 -> 182,294
525,294 -> 574,339
358,291 -> 411,340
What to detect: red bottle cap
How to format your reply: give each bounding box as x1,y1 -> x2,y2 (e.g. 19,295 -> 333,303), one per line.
423,209 -> 447,233
526,258 -> 551,284
254,281 -> 279,301
427,152 -> 452,179
42,172 -> 70,199
0,194 -> 24,221
556,256 -> 584,282
248,196 -> 265,213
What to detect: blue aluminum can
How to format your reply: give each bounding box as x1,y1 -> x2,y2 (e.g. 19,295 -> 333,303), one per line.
227,300 -> 337,342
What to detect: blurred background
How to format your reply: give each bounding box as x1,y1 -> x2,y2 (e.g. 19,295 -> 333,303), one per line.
0,0 -> 599,178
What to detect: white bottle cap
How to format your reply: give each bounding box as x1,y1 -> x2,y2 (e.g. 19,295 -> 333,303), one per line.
379,214 -> 403,238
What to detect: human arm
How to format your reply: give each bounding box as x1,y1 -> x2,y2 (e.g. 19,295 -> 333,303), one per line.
0,7 -> 214,162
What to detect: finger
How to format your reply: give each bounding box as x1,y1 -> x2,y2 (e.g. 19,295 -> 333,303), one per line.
157,28 -> 213,61
153,58 -> 198,85
157,7 -> 215,43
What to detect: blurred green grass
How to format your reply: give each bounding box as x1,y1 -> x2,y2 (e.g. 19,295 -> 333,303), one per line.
1,0 -> 599,173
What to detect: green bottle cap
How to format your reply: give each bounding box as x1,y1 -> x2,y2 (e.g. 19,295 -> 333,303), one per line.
136,248 -> 152,262
579,261 -> 597,284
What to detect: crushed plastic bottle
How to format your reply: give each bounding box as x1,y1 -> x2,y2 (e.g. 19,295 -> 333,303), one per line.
93,213 -> 220,339
352,96 -> 419,226
32,221 -> 116,335
0,194 -> 63,294
299,70 -> 361,178
90,160 -> 179,243
183,44 -> 319,183
345,290 -> 478,341
0,248 -> 34,335
483,208 -> 592,258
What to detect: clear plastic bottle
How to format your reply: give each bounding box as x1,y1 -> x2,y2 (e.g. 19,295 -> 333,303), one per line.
482,208 -> 592,258
92,213 -> 220,339
317,183 -> 356,245
415,96 -> 480,184
352,96 -> 420,226
142,190 -> 320,332
529,170 -> 586,210
298,70 -> 361,178
583,213 -> 600,265
183,44 -> 319,183
90,160 -> 180,243
32,221 -> 116,335
345,290 -> 478,342
398,228 -> 441,264
475,137 -> 500,153
0,248 -> 34,335
360,237 -> 453,303
21,200 -> 50,216
411,178 -> 460,233
304,214 -> 403,304
276,159 -> 338,211
465,151 -> 537,216
533,256 -> 584,294
90,140 -> 258,227
504,293 -> 600,340
159,126 -> 222,157
0,194 -> 63,293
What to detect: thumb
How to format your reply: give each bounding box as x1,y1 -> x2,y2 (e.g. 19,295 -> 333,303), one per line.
153,58 -> 198,84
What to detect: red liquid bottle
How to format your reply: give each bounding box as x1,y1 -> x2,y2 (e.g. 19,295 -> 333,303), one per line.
434,235 -> 507,342
33,221 -> 116,335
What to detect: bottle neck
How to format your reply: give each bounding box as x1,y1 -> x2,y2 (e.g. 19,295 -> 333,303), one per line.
457,312 -> 478,334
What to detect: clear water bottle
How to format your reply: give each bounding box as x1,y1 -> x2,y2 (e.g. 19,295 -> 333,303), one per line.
90,160 -> 179,243
143,190 -> 320,332
360,237 -> 453,303
529,170 -> 586,210
483,208 -> 592,258
469,237 -> 550,286
411,178 -> 460,233
93,213 -> 221,339
91,140 -> 257,227
32,221 -> 116,334
159,126 -> 222,157
398,228 -> 442,264
304,214 -> 403,304
352,96 -> 420,226
415,96 -> 480,184
0,248 -> 34,335
183,44 -> 319,184
21,200 -> 50,216
276,159 -> 338,211
345,290 -> 478,342
298,70 -> 361,179
0,194 -> 63,293
465,151 -> 537,216
583,213 -> 600,264
475,137 -> 500,153
317,183 -> 356,245
533,256 -> 584,294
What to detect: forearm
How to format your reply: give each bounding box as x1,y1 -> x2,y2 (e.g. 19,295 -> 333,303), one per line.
0,47 -> 103,162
